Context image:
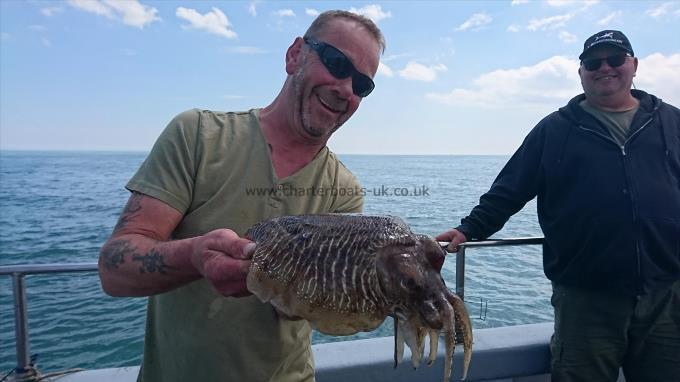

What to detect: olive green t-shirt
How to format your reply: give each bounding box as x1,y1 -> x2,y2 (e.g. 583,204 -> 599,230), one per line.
127,109 -> 363,382
580,99 -> 639,146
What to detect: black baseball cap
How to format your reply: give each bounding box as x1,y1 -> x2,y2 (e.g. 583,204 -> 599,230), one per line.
579,30 -> 634,60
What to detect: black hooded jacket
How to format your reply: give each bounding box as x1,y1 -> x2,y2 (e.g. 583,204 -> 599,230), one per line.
457,90 -> 680,295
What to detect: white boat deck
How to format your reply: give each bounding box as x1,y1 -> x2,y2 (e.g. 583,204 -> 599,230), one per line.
45,323 -> 554,382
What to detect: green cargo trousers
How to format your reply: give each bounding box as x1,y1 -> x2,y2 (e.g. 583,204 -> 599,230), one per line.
550,281 -> 680,382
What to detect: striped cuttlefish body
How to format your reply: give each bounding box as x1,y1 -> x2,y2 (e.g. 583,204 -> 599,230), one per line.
245,214 -> 472,381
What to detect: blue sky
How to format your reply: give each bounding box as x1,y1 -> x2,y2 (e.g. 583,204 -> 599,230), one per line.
1,0 -> 679,154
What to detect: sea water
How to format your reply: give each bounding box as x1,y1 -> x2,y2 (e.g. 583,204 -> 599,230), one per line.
0,151 -> 550,373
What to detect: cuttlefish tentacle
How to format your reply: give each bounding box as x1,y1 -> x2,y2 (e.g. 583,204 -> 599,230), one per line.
415,325 -> 428,368
442,299 -> 456,382
394,316 -> 404,368
396,314 -> 422,369
395,314 -> 436,370
427,328 -> 439,366
445,289 -> 473,380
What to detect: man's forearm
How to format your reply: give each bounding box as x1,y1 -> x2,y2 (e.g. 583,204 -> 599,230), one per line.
98,234 -> 200,297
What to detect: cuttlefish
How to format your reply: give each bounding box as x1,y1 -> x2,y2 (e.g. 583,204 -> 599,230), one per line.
246,214 -> 472,381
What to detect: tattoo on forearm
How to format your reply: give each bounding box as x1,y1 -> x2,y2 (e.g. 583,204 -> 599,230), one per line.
114,192 -> 144,231
103,239 -> 135,270
132,248 -> 177,275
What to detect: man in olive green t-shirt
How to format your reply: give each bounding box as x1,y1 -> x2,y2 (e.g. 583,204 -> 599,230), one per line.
98,10 -> 385,382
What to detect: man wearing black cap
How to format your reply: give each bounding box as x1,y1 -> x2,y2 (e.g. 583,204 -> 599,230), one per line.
438,29 -> 680,381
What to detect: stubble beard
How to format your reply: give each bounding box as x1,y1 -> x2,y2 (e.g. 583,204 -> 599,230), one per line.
292,63 -> 346,140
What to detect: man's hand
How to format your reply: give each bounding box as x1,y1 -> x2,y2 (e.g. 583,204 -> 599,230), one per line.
436,229 -> 468,253
190,229 -> 256,297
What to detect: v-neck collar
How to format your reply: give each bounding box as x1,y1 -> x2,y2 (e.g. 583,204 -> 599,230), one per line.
252,108 -> 330,185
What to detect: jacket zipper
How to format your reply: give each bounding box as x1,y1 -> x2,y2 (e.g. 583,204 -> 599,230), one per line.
576,117 -> 653,156
620,117 -> 654,156
577,116 -> 654,294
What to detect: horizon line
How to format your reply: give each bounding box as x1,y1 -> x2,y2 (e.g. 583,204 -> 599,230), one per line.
0,149 -> 513,156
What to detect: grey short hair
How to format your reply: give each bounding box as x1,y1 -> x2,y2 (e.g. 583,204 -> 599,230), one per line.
304,10 -> 386,54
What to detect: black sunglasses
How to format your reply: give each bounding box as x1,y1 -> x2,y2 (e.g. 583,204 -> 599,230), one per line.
303,37 -> 375,98
581,54 -> 631,71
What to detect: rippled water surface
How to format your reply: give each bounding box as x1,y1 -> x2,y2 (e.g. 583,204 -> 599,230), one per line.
0,151 -> 550,374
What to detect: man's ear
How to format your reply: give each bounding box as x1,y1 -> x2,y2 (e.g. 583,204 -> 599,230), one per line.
285,37 -> 305,75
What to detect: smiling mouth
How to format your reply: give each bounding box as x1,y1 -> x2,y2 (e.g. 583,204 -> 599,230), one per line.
595,75 -> 617,81
317,94 -> 344,114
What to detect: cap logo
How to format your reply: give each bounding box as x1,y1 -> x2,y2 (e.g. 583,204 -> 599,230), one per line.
587,31 -> 624,49
595,32 -> 614,41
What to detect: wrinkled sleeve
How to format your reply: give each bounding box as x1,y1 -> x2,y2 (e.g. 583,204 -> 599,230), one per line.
126,109 -> 200,214
457,123 -> 545,240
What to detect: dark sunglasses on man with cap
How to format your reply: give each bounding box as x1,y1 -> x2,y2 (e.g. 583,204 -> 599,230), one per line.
581,53 -> 632,71
303,37 -> 375,98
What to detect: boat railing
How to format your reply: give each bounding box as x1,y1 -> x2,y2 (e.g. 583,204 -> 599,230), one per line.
449,237 -> 544,300
0,237 -> 544,381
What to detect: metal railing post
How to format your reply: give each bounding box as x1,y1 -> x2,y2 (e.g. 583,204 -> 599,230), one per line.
455,247 -> 466,301
12,272 -> 32,376
445,237 -> 544,303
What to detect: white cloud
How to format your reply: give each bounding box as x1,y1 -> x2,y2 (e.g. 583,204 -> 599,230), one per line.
223,94 -> 246,100
547,0 -> 599,7
67,0 -> 160,28
275,9 -> 295,18
598,11 -> 622,25
248,1 -> 258,17
1,32 -> 10,41
41,37 -> 52,47
176,7 -> 237,39
426,56 -> 581,108
558,30 -> 577,43
348,4 -> 392,23
507,24 -> 521,32
511,0 -> 529,5
425,52 -> 680,109
645,2 -> 677,19
398,62 -> 447,82
382,52 -> 415,63
527,13 -> 573,31
68,0 -> 112,17
636,53 -> 680,107
378,62 -> 394,77
525,0 -> 598,32
224,46 -> 268,54
41,7 -> 63,17
456,13 -> 492,31
103,0 -> 160,28
29,25 -> 47,31
306,8 -> 320,17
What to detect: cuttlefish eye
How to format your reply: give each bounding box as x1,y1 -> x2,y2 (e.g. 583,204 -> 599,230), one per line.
400,278 -> 416,290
